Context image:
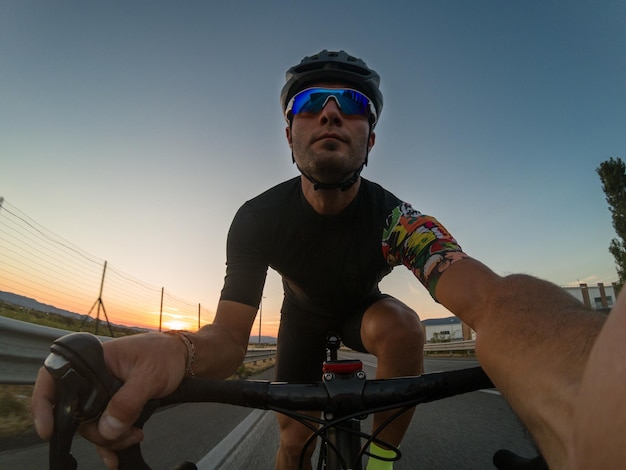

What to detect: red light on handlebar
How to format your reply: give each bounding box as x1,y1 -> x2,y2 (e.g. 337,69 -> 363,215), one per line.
323,360 -> 363,374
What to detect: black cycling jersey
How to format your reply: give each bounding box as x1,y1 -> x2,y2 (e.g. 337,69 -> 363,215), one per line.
220,176 -> 465,317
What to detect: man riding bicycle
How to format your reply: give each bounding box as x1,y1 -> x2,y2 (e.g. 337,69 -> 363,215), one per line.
32,50 -> 623,470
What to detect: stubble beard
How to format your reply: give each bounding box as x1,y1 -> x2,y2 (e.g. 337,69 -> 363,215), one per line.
293,138 -> 367,185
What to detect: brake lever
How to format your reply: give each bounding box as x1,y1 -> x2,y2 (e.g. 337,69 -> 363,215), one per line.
44,332 -> 158,470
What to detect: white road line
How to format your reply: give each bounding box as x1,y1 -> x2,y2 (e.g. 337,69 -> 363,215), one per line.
196,409 -> 267,469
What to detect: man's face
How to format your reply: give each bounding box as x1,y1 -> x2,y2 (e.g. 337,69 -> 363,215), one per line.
286,85 -> 375,185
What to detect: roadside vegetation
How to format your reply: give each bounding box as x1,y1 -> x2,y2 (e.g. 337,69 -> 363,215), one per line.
0,301 -> 143,337
0,385 -> 32,438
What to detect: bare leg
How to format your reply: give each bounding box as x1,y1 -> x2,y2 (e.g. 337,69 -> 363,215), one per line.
275,297 -> 424,469
276,411 -> 319,470
360,298 -> 425,450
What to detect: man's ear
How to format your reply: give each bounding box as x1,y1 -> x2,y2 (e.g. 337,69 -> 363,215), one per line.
285,126 -> 293,148
368,131 -> 376,152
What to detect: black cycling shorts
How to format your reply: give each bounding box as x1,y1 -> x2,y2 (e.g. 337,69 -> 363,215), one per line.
274,293 -> 391,383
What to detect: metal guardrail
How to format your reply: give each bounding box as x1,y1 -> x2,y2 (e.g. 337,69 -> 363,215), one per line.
1,316 -> 472,384
0,316 -> 276,385
243,348 -> 277,364
0,316 -> 99,384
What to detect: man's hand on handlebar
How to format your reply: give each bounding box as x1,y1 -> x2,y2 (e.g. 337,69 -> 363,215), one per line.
31,332 -> 188,469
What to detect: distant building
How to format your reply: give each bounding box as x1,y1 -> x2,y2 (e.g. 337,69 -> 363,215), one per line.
562,282 -> 620,312
422,316 -> 473,342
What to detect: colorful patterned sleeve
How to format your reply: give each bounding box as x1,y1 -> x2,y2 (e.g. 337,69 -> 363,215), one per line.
382,202 -> 467,300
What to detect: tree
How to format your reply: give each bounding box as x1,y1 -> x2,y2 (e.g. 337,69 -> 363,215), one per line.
596,157 -> 626,288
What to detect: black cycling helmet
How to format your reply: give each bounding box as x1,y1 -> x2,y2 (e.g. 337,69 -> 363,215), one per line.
280,50 -> 383,126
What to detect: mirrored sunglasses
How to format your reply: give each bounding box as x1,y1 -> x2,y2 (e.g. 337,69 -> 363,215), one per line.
285,87 -> 377,125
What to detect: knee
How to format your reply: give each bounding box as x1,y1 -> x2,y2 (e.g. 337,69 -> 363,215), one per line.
362,299 -> 425,354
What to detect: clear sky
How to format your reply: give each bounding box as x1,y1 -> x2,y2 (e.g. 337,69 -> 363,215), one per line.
1,1 -> 624,335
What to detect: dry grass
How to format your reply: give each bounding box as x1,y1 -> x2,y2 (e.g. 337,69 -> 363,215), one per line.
0,385 -> 34,438
234,357 -> 276,378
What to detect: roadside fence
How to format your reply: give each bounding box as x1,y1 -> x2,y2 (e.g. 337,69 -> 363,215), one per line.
0,197 -> 214,332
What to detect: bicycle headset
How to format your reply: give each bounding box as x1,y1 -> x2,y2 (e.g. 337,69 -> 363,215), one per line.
280,50 -> 384,191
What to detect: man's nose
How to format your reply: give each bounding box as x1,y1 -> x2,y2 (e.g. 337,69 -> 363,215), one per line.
318,97 -> 343,124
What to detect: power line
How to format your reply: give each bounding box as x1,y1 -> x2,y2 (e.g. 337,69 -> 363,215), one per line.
0,197 -> 215,330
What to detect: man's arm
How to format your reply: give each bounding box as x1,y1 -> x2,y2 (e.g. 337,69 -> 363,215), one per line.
190,300 -> 258,378
434,257 -> 606,470
570,288 -> 626,468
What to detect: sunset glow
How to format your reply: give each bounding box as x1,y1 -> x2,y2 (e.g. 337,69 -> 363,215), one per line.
164,319 -> 193,332
1,2 -> 622,345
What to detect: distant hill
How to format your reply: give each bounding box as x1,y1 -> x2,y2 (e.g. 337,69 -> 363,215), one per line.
249,335 -> 277,345
0,291 -> 87,321
0,291 -> 152,334
0,291 -> 272,340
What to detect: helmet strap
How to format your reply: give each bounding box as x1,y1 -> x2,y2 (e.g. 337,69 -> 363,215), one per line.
296,161 -> 364,191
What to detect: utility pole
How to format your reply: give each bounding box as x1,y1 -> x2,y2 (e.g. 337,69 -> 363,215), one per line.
159,287 -> 164,332
258,296 -> 266,344
82,260 -> 115,337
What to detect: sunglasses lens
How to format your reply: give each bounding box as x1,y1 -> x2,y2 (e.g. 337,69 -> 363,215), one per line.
288,88 -> 375,122
297,91 -> 332,113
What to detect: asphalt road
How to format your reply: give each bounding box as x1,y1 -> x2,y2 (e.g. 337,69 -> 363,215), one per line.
0,354 -> 541,469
